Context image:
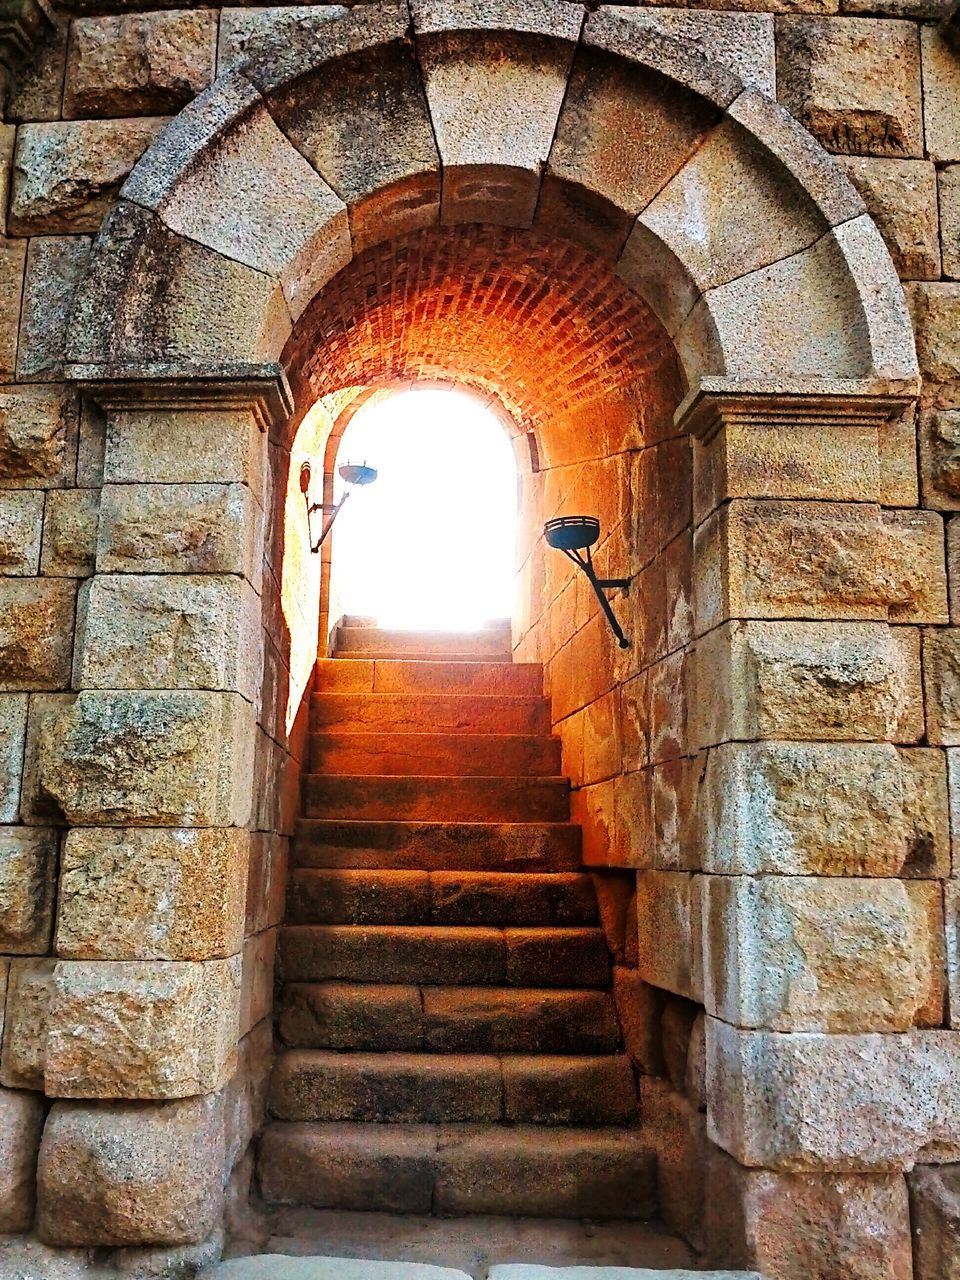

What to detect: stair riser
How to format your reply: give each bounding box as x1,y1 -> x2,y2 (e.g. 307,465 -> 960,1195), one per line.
317,660 -> 544,697
293,821 -> 582,872
277,983 -> 621,1054
269,1053 -> 637,1126
337,629 -> 511,657
286,870 -> 598,926
309,733 -> 562,779
278,927 -> 611,988
311,695 -> 551,736
258,1124 -> 657,1219
303,776 -> 570,823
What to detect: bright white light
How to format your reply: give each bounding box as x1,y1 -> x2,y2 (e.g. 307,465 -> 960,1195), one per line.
331,388 -> 518,630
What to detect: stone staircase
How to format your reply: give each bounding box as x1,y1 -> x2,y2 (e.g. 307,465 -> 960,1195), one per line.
258,620 -> 654,1220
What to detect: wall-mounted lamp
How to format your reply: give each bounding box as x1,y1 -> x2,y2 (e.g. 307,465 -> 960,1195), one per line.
544,515 -> 631,649
301,460 -> 378,554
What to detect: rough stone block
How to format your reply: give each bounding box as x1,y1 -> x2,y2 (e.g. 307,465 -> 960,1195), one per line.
66,200 -> 292,371
17,235 -> 91,381
0,491 -> 43,575
0,238 -> 25,380
920,409 -> 960,510
604,9 -> 775,95
0,693 -> 27,823
942,165 -> 960,281
923,629 -> 960,744
0,385 -> 78,489
921,26 -> 960,163
538,40 -> 719,258
0,958 -> 55,1090
635,869 -> 702,1002
104,407 -> 267,499
5,9 -> 67,125
909,1164 -> 960,1278
416,21 -> 577,227
946,881 -> 960,1029
223,1016 -> 272,1177
63,10 -> 216,119
699,741 -> 948,878
44,956 -> 241,1100
97,482 -> 260,580
702,875 -> 944,1033
40,488 -> 98,578
249,16 -> 440,248
0,826 -> 56,955
707,1018 -> 960,1170
10,119 -> 167,235
74,574 -> 261,699
217,7 -> 348,76
0,1087 -> 45,1233
690,620 -> 923,749
837,156 -> 940,279
37,690 -> 255,828
641,1077 -> 707,1252
56,827 -> 248,963
777,17 -> 922,157
694,501 -> 947,631
612,966 -> 663,1076
908,283 -> 960,388
240,929 -> 276,1039
37,1095 -> 224,1246
948,519 -> 960,625
127,87 -> 351,324
0,578 -> 76,691
693,417 -> 885,513
706,1145 -> 913,1280
0,125 -> 11,236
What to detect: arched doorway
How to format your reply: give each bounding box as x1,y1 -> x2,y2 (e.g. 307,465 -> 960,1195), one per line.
21,6 -> 935,1272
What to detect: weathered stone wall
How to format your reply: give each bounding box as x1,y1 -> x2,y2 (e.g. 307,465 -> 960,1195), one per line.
0,1 -> 959,1276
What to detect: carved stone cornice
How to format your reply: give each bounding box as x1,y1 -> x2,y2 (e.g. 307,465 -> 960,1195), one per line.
71,362 -> 295,434
0,0 -> 53,73
675,377 -> 919,443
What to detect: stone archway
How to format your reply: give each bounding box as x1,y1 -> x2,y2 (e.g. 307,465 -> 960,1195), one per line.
14,3 -> 949,1272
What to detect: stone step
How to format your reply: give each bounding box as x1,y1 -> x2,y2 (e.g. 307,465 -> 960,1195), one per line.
278,926 -> 610,987
258,1122 -> 657,1218
316,659 -> 545,697
336,628 -> 511,658
339,652 -> 513,663
268,1051 -> 638,1125
277,983 -> 621,1054
303,775 -> 570,823
293,820 -> 582,872
286,870 -> 597,926
310,732 -> 561,778
311,693 -> 551,735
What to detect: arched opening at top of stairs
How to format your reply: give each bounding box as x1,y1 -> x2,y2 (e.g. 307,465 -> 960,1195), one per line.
50,0 -> 924,1251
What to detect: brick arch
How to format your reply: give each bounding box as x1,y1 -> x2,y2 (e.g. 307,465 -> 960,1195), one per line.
63,1 -> 918,400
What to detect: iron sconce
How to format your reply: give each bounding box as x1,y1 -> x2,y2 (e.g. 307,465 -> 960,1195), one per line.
301,460 -> 378,554
544,515 -> 631,649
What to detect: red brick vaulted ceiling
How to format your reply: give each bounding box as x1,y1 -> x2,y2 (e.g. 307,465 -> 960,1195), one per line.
285,224 -> 682,447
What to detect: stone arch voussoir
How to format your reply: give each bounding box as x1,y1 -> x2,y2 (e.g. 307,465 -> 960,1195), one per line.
63,0 -> 919,396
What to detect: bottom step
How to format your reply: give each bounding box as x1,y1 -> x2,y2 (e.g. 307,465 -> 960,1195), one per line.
259,1123 -> 656,1220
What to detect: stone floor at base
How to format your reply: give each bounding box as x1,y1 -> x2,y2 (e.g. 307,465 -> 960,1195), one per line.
204,1259 -> 762,1280
209,1212 -> 761,1278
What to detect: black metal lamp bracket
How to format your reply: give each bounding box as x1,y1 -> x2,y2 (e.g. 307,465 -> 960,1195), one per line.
561,542 -> 632,649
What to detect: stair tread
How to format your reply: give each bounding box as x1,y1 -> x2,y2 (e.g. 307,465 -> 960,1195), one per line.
269,1049 -> 637,1125
258,1122 -> 657,1219
286,869 -> 598,926
277,981 -> 621,1053
278,924 -> 611,987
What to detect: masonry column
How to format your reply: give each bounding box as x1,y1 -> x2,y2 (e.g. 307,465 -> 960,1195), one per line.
642,381 -> 957,1279
5,377 -> 291,1256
